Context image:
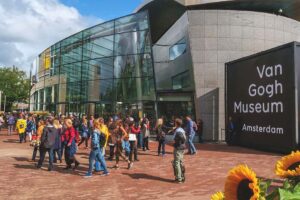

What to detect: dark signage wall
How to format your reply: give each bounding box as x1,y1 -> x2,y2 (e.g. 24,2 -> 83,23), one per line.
225,43 -> 298,153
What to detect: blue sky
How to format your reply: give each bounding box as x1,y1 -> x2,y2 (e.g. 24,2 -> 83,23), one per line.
61,0 -> 145,21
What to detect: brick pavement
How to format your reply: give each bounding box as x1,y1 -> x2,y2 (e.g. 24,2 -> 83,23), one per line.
0,131 -> 283,200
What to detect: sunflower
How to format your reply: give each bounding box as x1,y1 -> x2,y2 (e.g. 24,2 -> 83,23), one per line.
224,164 -> 260,200
211,191 -> 225,200
275,151 -> 300,178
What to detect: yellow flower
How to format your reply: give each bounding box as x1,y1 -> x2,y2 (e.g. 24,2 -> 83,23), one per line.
224,164 -> 260,200
275,151 -> 300,178
211,191 -> 225,200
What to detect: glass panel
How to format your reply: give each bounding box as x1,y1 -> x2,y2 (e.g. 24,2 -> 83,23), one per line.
83,21 -> 114,39
115,30 -> 151,56
114,77 -> 155,102
115,11 -> 148,33
82,57 -> 114,81
172,71 -> 190,90
169,37 -> 187,61
60,62 -> 82,83
82,35 -> 114,60
67,82 -> 81,102
114,54 -> 153,78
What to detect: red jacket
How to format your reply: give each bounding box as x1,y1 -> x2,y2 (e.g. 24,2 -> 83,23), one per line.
64,127 -> 76,146
130,126 -> 140,134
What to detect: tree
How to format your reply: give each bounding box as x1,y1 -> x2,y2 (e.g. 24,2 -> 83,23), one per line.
0,66 -> 30,111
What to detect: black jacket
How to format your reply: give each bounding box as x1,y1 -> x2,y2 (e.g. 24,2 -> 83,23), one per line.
41,125 -> 58,149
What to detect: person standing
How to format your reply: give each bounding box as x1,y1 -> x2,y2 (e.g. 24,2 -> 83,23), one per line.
16,114 -> 27,143
226,116 -> 236,146
156,118 -> 167,156
172,118 -> 186,184
26,116 -> 35,142
37,118 -> 58,171
85,119 -> 109,177
197,119 -> 204,143
185,116 -> 197,155
7,114 -> 15,136
141,118 -> 150,151
32,120 -> 45,161
0,115 -> 4,133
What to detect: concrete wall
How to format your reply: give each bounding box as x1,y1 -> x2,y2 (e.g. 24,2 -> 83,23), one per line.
187,10 -> 300,140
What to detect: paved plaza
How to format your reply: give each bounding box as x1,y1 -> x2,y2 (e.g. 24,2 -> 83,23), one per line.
0,131 -> 283,200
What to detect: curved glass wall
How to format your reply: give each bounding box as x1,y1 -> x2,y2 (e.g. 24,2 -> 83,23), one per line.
30,11 -> 156,118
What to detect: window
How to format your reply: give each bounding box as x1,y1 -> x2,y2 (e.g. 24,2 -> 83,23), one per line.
172,71 -> 190,90
169,37 -> 186,61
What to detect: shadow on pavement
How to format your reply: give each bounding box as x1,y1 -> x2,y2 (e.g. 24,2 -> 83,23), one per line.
13,157 -> 31,162
3,139 -> 20,143
122,173 -> 174,183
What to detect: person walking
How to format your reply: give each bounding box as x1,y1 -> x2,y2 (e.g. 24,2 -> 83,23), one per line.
172,118 -> 186,184
156,118 -> 167,156
110,120 -> 130,169
185,116 -> 197,155
37,117 -> 58,171
16,114 -> 27,143
32,120 -> 45,161
63,119 -> 80,170
78,118 -> 89,149
128,121 -> 140,169
85,119 -> 109,177
141,118 -> 150,151
7,114 -> 15,136
53,119 -> 62,163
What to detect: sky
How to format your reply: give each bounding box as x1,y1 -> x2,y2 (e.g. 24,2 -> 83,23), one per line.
0,0 -> 144,73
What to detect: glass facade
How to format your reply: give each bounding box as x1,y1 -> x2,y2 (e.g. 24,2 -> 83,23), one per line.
30,11 -> 156,118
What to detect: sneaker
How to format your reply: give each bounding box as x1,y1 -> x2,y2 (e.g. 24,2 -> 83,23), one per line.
84,173 -> 92,178
128,162 -> 133,169
113,165 -> 119,169
134,159 -> 139,162
100,172 -> 110,176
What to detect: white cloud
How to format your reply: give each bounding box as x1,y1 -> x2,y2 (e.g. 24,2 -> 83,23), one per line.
0,0 -> 103,73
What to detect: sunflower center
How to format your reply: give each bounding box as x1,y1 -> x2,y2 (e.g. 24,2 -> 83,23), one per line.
287,162 -> 300,171
237,179 -> 254,200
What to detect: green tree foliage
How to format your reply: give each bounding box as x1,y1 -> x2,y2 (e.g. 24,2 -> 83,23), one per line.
0,66 -> 30,111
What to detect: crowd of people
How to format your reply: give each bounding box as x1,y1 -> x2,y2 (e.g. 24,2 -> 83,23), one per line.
0,112 -> 201,183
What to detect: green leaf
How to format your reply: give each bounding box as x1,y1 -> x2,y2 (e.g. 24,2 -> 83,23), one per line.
283,180 -> 293,190
293,182 -> 300,192
279,188 -> 300,200
266,189 -> 279,200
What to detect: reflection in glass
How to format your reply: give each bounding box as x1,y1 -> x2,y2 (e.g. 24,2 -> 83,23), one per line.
169,37 -> 187,61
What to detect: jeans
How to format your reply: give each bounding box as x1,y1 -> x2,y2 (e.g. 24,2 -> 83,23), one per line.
60,142 -> 65,160
173,149 -> 185,182
115,142 -> 127,163
109,145 -> 115,160
37,147 -> 54,170
78,137 -> 88,148
32,146 -> 39,161
187,133 -> 197,154
137,134 -> 143,148
129,141 -> 138,161
26,131 -> 33,141
53,149 -> 62,162
88,148 -> 108,174
19,133 -> 25,143
143,137 -> 149,150
8,125 -> 14,135
158,139 -> 166,155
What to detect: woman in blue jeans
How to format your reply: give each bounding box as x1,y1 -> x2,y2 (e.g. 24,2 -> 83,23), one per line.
156,118 -> 167,156
85,119 -> 109,177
